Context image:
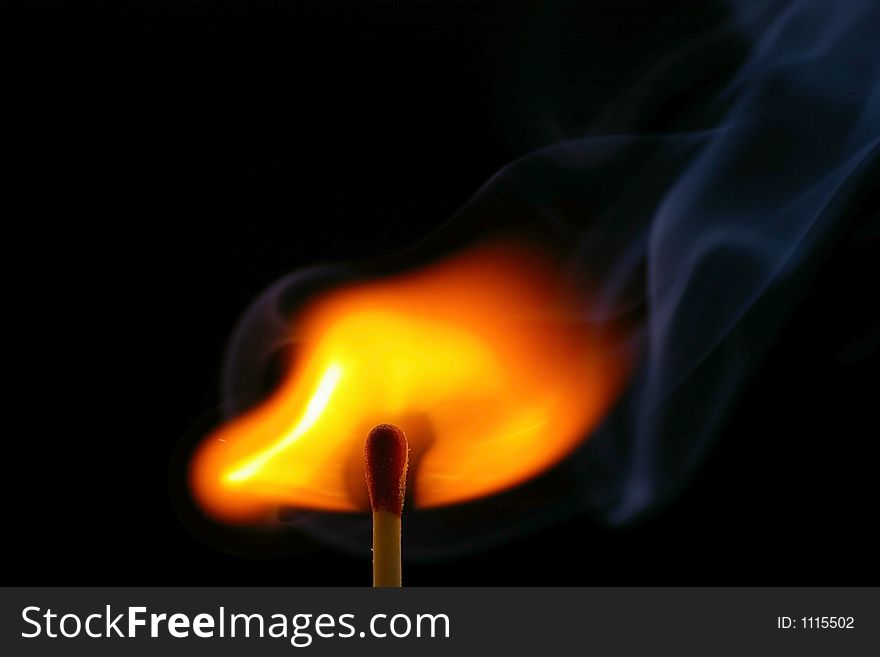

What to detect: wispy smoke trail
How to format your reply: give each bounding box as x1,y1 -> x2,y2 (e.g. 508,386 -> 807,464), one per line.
221,0 -> 879,556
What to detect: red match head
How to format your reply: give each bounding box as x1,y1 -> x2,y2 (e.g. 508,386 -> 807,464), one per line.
365,424 -> 409,516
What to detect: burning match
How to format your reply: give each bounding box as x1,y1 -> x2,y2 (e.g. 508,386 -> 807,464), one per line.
365,424 -> 409,587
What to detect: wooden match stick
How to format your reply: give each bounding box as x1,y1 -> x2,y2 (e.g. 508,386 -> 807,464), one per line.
365,424 -> 409,587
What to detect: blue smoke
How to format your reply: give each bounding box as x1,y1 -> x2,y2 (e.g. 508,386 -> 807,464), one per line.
222,0 -> 879,556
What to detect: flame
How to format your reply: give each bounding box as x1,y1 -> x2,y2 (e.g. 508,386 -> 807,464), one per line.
189,243 -> 630,522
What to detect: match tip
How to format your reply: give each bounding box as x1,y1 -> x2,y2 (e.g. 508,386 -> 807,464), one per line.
365,424 -> 409,516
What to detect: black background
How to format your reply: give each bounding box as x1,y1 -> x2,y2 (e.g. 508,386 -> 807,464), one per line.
5,1 -> 877,585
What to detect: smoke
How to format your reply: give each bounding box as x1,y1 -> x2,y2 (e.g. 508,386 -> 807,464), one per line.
220,0 -> 879,557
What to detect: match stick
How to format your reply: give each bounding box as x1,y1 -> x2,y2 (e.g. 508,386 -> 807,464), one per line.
365,424 -> 409,587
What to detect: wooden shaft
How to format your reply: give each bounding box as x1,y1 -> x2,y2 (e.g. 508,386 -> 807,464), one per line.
372,509 -> 401,587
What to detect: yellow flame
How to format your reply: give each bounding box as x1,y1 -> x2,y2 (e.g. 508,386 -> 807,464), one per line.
189,243 -> 630,522
224,363 -> 344,484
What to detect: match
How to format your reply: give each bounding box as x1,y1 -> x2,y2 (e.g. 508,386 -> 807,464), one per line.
365,424 -> 409,587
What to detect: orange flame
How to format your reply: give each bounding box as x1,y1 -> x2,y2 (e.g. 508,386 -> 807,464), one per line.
189,243 -> 630,522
